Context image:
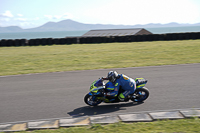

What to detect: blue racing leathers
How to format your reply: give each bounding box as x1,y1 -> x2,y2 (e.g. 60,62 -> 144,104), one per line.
105,81 -> 117,97
105,74 -> 136,100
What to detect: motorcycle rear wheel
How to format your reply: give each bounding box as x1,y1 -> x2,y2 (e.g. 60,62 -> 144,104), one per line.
131,87 -> 149,102
84,94 -> 102,106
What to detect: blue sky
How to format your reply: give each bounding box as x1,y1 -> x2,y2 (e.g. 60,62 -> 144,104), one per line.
1,0 -> 200,29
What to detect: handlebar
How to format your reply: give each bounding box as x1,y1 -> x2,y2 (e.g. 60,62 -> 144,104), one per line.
101,77 -> 108,80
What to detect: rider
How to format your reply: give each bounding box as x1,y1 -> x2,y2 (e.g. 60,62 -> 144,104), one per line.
103,71 -> 136,101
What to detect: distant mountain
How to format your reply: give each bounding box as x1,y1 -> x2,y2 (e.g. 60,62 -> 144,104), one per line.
0,26 -> 24,33
1,19 -> 200,33
25,19 -> 132,32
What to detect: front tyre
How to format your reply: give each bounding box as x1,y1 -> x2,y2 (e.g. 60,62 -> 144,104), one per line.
131,87 -> 149,102
84,94 -> 102,106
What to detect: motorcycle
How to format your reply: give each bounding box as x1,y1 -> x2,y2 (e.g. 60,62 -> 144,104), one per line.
84,77 -> 149,106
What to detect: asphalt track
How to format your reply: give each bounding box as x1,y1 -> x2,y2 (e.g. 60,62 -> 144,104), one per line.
0,64 -> 200,124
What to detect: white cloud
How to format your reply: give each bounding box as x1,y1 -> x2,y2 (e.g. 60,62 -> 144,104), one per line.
0,18 -> 10,22
19,22 -> 35,28
15,18 -> 27,21
44,12 -> 73,20
62,12 -> 73,19
0,11 -> 41,28
53,15 -> 62,19
44,15 -> 53,19
17,14 -> 23,17
0,10 -> 14,18
33,17 -> 40,20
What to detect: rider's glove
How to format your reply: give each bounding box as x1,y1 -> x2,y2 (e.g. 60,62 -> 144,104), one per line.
101,77 -> 108,80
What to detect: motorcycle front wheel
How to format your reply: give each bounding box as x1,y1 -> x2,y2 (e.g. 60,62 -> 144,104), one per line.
84,94 -> 102,106
131,87 -> 149,102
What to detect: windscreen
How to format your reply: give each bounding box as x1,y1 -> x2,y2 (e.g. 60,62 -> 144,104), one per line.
94,79 -> 104,87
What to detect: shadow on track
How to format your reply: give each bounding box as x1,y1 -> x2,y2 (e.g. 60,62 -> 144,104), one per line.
68,102 -> 143,117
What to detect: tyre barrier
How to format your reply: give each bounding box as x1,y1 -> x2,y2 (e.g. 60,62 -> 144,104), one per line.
0,108 -> 199,132
28,39 -> 35,46
0,39 -> 27,47
15,39 -> 26,46
1,32 -> 200,47
53,38 -> 60,44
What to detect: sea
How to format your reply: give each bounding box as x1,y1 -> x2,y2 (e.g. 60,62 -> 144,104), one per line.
0,26 -> 200,40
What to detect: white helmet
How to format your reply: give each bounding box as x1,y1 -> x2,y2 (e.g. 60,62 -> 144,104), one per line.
107,71 -> 118,83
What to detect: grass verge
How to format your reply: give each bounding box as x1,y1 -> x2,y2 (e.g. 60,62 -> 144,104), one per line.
0,40 -> 200,76
16,118 -> 200,133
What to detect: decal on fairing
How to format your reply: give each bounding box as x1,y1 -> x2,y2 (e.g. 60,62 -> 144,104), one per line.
122,74 -> 129,80
115,83 -> 118,86
136,84 -> 145,88
129,82 -> 134,87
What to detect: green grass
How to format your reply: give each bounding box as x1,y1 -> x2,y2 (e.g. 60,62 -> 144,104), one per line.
0,40 -> 200,76
16,118 -> 200,133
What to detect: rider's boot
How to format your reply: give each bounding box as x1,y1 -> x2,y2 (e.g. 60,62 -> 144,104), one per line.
119,94 -> 130,102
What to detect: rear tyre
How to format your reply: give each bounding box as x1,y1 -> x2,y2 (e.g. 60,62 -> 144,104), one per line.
84,94 -> 102,106
131,87 -> 149,102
